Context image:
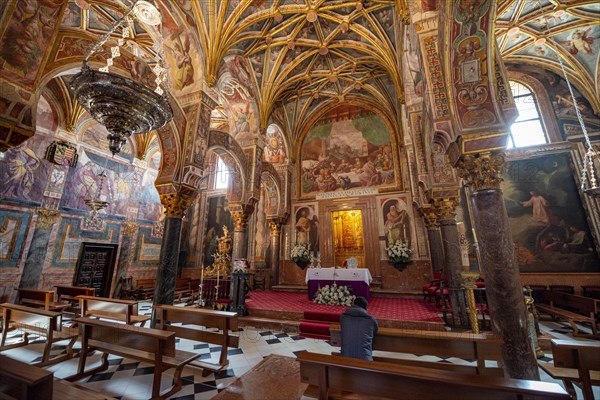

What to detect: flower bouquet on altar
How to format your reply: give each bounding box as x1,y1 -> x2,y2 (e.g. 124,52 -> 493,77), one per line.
386,240 -> 412,270
313,283 -> 355,306
291,242 -> 311,269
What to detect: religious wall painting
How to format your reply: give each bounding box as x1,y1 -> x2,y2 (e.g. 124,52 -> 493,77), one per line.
0,135 -> 52,203
61,2 -> 81,28
81,123 -> 133,161
555,26 -> 600,76
203,196 -> 234,267
300,114 -> 397,199
253,185 -> 269,263
37,96 -> 58,133
431,142 -> 455,184
294,203 -> 319,256
379,196 -> 412,248
502,153 -> 600,272
0,0 -> 64,87
0,211 -> 32,268
264,124 -> 288,165
163,30 -> 202,93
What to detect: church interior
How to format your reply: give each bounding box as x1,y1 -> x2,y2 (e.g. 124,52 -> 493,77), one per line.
0,0 -> 599,399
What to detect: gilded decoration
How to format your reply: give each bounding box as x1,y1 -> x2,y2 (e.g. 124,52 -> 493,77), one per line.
432,197 -> 459,221
121,221 -> 138,236
420,205 -> 440,230
231,210 -> 249,230
456,152 -> 505,191
159,192 -> 195,218
268,220 -> 282,237
36,208 -> 60,230
204,225 -> 232,278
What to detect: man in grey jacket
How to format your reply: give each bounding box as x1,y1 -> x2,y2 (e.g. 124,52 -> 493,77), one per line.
340,296 -> 378,360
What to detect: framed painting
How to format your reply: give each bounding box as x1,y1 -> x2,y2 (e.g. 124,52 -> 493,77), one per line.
501,153 -> 600,272
293,203 -> 319,255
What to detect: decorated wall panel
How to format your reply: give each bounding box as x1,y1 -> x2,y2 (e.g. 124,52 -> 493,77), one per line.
293,203 -> 319,255
0,210 -> 32,268
202,195 -> 233,267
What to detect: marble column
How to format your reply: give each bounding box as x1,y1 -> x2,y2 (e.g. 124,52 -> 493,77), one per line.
456,152 -> 539,380
19,209 -> 60,289
153,192 -> 195,311
231,210 -> 250,260
268,219 -> 282,288
420,205 -> 445,273
434,198 -> 468,328
112,221 -> 137,298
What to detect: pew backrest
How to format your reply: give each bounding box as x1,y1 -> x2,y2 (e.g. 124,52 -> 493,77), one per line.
1,302 -> 59,338
540,289 -> 599,317
77,295 -> 148,325
15,288 -> 67,311
0,354 -> 54,400
56,286 -> 96,303
329,324 -> 504,376
154,305 -> 239,368
298,351 -> 571,400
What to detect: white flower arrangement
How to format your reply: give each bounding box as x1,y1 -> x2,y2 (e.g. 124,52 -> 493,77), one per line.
291,242 -> 311,263
386,240 -> 412,263
313,283 -> 355,306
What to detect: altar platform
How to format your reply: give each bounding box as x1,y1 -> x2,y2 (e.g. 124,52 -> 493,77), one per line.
242,290 -> 445,332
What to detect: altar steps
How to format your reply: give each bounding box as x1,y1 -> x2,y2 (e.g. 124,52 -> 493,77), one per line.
299,311 -> 340,340
271,284 -> 421,299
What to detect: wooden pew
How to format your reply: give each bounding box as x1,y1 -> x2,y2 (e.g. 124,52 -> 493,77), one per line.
0,355 -> 112,400
135,278 -> 156,300
173,278 -> 192,303
536,289 -> 599,337
329,324 -> 504,376
297,351 -> 571,400
539,339 -> 600,400
0,303 -> 78,366
55,285 -> 96,313
154,305 -> 239,374
15,288 -> 69,312
77,295 -> 150,326
66,316 -> 201,400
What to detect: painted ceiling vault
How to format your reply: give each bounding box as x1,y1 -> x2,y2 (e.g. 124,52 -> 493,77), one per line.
496,0 -> 600,113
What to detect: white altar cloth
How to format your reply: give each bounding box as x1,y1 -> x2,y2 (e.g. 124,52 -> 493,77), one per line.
305,268 -> 372,284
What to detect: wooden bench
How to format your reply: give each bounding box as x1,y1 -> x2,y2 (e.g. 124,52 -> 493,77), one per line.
15,288 -> 69,312
298,351 -> 571,400
66,316 -> 201,400
0,303 -> 78,366
536,289 -> 599,337
329,324 -> 504,376
77,295 -> 150,326
173,278 -> 192,303
154,305 -> 239,374
135,278 -> 156,300
55,285 -> 96,313
539,339 -> 600,400
0,355 -> 113,400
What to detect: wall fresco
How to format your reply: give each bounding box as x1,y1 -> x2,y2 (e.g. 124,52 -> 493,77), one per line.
300,114 -> 396,198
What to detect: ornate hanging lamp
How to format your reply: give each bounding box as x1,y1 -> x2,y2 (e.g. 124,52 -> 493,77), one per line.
70,1 -> 172,155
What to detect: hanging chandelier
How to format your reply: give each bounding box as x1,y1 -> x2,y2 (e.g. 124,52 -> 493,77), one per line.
70,1 -> 172,155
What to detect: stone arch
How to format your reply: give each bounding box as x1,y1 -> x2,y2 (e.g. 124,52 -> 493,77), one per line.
260,162 -> 286,218
263,123 -> 289,165
207,129 -> 250,203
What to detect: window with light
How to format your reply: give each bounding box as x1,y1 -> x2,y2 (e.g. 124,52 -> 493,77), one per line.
508,81 -> 548,148
214,156 -> 229,190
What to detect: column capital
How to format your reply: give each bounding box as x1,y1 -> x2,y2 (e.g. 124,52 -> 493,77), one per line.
431,197 -> 459,221
159,191 -> 196,218
419,204 -> 440,229
461,272 -> 480,288
455,152 -> 505,191
36,208 -> 60,230
268,219 -> 283,236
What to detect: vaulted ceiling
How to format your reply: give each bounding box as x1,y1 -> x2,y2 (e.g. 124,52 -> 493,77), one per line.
496,0 -> 600,112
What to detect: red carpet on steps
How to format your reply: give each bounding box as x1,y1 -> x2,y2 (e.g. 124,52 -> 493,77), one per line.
246,291 -> 441,322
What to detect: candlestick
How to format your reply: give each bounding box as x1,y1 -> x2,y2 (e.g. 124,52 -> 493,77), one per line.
198,265 -> 205,307
215,267 -> 220,300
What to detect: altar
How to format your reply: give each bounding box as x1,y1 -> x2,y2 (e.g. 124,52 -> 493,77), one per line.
305,268 -> 372,301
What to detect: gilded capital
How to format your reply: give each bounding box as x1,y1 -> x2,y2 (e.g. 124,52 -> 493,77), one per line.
432,197 -> 459,220
159,192 -> 196,218
269,220 -> 282,236
36,208 -> 60,230
419,205 -> 440,230
455,152 -> 505,191
461,272 -> 480,288
121,221 -> 138,236
231,211 -> 248,230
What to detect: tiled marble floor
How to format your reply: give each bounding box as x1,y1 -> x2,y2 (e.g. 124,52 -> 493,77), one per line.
1,303 -> 598,400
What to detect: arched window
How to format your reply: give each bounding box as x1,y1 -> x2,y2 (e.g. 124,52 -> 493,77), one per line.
214,156 -> 229,190
508,81 -> 548,148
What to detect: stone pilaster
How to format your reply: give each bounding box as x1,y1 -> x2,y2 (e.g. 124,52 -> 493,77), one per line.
433,197 -> 468,328
19,209 -> 60,289
455,151 -> 539,380
420,204 -> 445,273
268,219 -> 283,288
112,221 -> 137,298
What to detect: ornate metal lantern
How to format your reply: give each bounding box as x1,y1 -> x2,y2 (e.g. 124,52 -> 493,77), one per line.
69,0 -> 172,155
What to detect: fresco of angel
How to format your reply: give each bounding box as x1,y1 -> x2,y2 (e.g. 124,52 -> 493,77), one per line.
560,28 -> 596,55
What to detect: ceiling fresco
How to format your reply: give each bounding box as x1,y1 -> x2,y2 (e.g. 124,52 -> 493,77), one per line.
496,0 -> 600,113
